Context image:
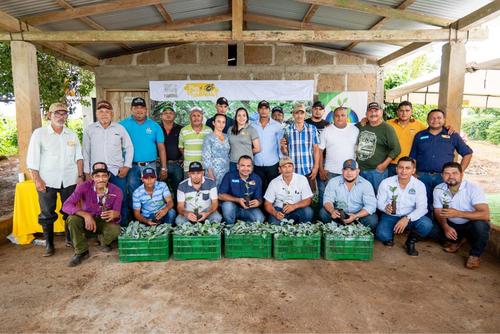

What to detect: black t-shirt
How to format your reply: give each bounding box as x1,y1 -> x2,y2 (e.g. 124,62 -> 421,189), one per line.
160,123 -> 183,161
306,118 -> 330,134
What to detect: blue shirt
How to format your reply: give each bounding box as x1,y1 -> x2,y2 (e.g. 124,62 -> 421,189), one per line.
219,171 -> 263,200
323,176 -> 376,215
132,181 -> 171,218
410,128 -> 473,173
120,116 -> 164,162
252,119 -> 283,167
285,122 -> 319,175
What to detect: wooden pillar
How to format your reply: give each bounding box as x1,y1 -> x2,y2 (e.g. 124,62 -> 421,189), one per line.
438,41 -> 466,131
11,41 -> 41,178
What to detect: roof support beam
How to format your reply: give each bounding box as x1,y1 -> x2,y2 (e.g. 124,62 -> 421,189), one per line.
155,4 -> 174,24
232,0 -> 243,39
302,4 -> 319,23
134,13 -> 232,30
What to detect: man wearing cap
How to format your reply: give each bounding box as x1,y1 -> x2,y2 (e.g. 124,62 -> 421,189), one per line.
27,102 -> 84,257
252,100 -> 284,193
205,97 -> 234,134
63,162 -> 122,267
159,105 -> 184,199
132,167 -> 176,225
271,106 -> 285,125
179,106 -> 213,176
219,155 -> 265,224
280,103 -> 320,181
83,100 -> 133,226
264,157 -> 314,224
306,101 -> 330,135
176,162 -> 222,224
319,159 -> 378,231
356,102 -> 401,193
376,157 -> 433,256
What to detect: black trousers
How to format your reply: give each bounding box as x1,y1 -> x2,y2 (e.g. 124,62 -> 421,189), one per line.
254,163 -> 279,195
37,185 -> 76,226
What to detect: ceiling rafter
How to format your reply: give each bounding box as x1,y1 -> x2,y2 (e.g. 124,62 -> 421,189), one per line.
302,4 -> 319,23
155,4 -> 173,24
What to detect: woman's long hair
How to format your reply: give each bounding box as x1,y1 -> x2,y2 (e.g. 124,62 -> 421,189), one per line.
231,107 -> 249,135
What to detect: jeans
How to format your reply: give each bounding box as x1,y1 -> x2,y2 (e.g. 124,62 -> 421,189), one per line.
254,163 -> 279,195
318,208 -> 378,232
360,169 -> 388,194
109,173 -> 128,227
175,210 -> 222,224
376,213 -> 433,242
448,220 -> 490,257
167,161 -> 184,198
37,184 -> 76,243
146,208 -> 177,225
317,172 -> 340,207
417,172 -> 443,218
67,215 -> 121,255
221,201 -> 265,225
268,206 -> 314,225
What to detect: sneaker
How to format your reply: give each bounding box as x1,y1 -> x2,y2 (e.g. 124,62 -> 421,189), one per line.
465,255 -> 481,269
67,250 -> 89,267
383,240 -> 394,247
443,238 -> 466,253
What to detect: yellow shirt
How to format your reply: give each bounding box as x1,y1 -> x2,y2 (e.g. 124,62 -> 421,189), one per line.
387,118 -> 427,164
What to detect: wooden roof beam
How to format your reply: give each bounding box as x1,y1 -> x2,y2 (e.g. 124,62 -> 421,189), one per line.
155,4 -> 174,24
302,5 -> 319,23
134,13 -> 232,30
232,0 -> 243,39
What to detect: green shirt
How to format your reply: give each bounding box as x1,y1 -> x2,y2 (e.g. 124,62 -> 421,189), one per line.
356,122 -> 401,170
178,124 -> 212,172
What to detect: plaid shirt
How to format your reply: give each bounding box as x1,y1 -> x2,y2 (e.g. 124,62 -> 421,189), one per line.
284,122 -> 319,175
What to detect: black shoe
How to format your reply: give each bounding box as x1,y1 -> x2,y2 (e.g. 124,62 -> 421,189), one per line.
383,240 -> 394,247
99,244 -> 112,253
42,223 -> 55,257
68,250 -> 90,267
405,232 -> 419,256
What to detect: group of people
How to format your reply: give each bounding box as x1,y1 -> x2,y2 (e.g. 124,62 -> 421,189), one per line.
26,97 -> 491,269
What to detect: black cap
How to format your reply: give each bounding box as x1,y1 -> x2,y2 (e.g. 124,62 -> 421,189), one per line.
272,106 -> 283,114
342,159 -> 359,170
216,97 -> 229,106
141,167 -> 156,178
258,100 -> 270,109
367,102 -> 381,110
91,162 -> 109,175
188,161 -> 204,172
312,101 -> 325,109
131,97 -> 146,107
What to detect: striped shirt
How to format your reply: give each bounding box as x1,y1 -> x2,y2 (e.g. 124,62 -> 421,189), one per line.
132,181 -> 172,218
177,177 -> 218,212
284,122 -> 319,175
178,124 -> 212,172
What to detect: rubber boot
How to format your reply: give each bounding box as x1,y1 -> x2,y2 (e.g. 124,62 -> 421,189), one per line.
405,231 -> 419,256
42,223 -> 55,257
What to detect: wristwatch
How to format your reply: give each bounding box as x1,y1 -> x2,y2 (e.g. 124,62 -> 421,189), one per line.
161,167 -> 167,171
405,215 -> 411,222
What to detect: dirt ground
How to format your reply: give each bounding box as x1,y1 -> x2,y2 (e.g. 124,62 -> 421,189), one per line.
0,236 -> 499,333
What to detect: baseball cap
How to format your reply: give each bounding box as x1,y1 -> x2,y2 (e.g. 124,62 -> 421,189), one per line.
91,162 -> 109,175
49,102 -> 68,114
279,156 -> 294,167
96,100 -> 113,110
342,159 -> 359,170
367,102 -> 381,110
131,97 -> 146,107
188,161 -> 204,172
216,97 -> 229,106
141,167 -> 157,178
190,106 -> 203,114
312,101 -> 325,109
293,103 -> 306,113
272,106 -> 284,114
160,104 -> 175,113
258,100 -> 270,109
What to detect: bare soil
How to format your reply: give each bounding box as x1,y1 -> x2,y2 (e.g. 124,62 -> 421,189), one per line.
464,141 -> 500,193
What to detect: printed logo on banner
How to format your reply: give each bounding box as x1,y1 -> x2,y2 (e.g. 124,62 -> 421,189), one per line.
183,83 -> 219,97
163,84 -> 178,98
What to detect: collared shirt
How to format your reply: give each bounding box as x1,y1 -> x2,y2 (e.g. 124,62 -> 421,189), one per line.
132,181 -> 172,218
264,173 -> 313,208
323,175 -> 376,215
252,118 -> 283,167
178,124 -> 213,172
120,116 -> 164,163
62,180 -> 122,223
26,125 -> 83,188
433,180 -> 487,225
284,122 -> 319,175
219,171 -> 263,200
227,124 -> 259,163
160,123 -> 183,161
82,122 -> 134,175
377,175 -> 427,221
410,128 -> 473,173
177,177 -> 218,212
319,123 -> 359,174
205,115 -> 234,134
387,118 -> 427,165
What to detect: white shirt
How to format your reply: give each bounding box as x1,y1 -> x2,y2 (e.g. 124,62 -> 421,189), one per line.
377,175 -> 427,221
264,173 -> 313,208
319,123 -> 359,174
26,125 -> 83,188
433,180 -> 487,225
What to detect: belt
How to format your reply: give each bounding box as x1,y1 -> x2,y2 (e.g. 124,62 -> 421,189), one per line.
132,161 -> 156,167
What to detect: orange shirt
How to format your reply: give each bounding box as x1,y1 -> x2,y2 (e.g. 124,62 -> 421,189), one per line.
387,118 -> 427,164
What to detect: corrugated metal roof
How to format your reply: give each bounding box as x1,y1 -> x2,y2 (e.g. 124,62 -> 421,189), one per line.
248,0 -> 310,21
164,0 -> 228,21
407,0 -> 492,21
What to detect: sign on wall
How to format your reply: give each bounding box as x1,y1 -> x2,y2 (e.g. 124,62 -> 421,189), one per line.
318,91 -> 368,124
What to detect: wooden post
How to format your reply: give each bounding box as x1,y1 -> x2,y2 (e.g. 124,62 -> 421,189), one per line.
438,41 -> 466,131
11,41 -> 41,179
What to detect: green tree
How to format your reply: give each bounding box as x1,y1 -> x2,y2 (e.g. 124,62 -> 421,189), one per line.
384,55 -> 438,91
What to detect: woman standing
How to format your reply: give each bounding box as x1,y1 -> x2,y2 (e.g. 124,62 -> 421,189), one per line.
228,107 -> 261,172
202,113 -> 230,187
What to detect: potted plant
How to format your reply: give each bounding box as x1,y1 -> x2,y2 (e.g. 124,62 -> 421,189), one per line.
442,192 -> 451,209
242,180 -> 255,207
186,191 -> 202,222
389,186 -> 398,214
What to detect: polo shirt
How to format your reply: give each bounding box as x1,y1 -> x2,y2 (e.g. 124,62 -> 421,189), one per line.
319,123 -> 359,174
178,124 -> 212,172
387,118 -> 427,164
160,123 -> 183,161
132,181 -> 172,218
219,171 -> 263,200
26,125 -> 83,188
433,180 -> 487,225
410,128 -> 473,173
205,115 -> 234,134
264,173 -> 313,208
177,177 -> 218,212
377,175 -> 427,221
252,119 -> 283,167
323,175 -> 376,214
120,116 -> 164,163
227,124 -> 259,163
284,122 -> 319,175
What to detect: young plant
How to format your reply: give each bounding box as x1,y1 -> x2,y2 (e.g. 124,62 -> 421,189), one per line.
121,221 -> 172,239
388,186 -> 398,214
242,180 -> 255,207
173,221 -> 222,236
442,192 -> 451,209
185,191 -> 202,222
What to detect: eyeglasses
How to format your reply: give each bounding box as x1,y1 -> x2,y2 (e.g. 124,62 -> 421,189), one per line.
53,110 -> 68,117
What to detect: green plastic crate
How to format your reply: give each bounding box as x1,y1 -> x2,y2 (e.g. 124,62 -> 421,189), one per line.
172,234 -> 221,260
324,235 -> 374,261
118,235 -> 169,262
224,234 -> 272,258
273,235 -> 321,260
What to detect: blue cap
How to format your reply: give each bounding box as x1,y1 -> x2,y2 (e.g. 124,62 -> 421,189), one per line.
342,159 -> 358,170
141,167 -> 156,178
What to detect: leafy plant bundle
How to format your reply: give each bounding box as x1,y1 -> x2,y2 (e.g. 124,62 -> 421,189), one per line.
173,221 -> 222,236
121,221 -> 172,239
323,222 -> 373,238
224,220 -> 274,237
272,219 -> 323,238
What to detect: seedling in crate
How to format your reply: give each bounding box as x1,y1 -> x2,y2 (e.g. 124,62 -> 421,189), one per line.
389,186 -> 398,214
242,179 -> 255,207
186,191 -> 202,222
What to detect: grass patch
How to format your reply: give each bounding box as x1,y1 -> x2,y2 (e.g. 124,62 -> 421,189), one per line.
486,193 -> 500,226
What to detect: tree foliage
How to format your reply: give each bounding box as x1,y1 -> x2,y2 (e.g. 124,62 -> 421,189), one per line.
384,55 -> 438,91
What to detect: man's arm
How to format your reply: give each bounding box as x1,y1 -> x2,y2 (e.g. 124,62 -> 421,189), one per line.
309,144 -> 320,179
264,200 -> 284,220
440,203 -> 490,222
82,128 -> 91,177
460,153 -> 472,171
157,142 -> 167,180
119,127 -> 134,177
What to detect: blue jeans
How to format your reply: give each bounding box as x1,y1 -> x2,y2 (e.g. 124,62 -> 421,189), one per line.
376,213 -> 433,242
175,210 -> 222,224
167,161 -> 184,198
318,208 -> 378,232
109,173 -> 128,227
360,169 -> 388,194
417,172 -> 443,217
317,172 -> 340,207
448,220 -> 490,257
146,208 -> 176,225
268,206 -> 314,225
221,201 -> 265,225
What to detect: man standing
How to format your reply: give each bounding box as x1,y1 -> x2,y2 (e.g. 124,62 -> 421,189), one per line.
63,162 -> 121,267
159,105 -> 184,197
376,157 -> 433,256
305,101 -> 330,134
179,106 -> 213,176
433,162 -> 490,269
27,102 -> 84,257
219,155 -> 265,224
356,102 -> 401,193
83,100 -> 133,226
252,100 -> 283,193
264,157 -> 314,224
205,97 -> 234,133
271,106 -> 285,125
319,159 -> 378,232
176,162 -> 222,224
